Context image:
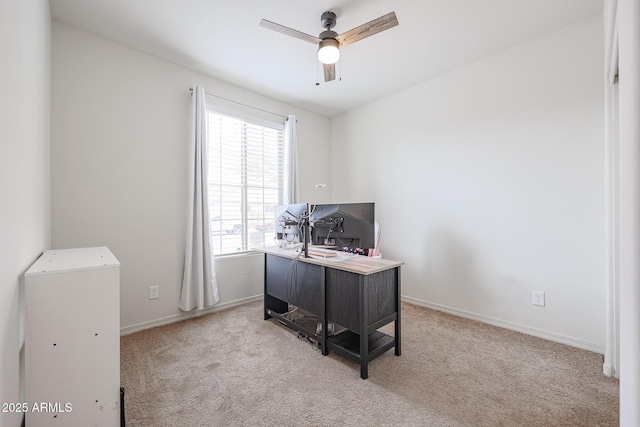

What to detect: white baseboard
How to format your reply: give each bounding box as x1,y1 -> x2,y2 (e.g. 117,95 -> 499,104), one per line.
120,294 -> 263,336
602,362 -> 618,378
402,296 -> 604,354
120,294 -> 604,355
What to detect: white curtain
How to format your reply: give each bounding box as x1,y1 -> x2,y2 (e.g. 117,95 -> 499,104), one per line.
283,115 -> 299,204
180,84 -> 219,311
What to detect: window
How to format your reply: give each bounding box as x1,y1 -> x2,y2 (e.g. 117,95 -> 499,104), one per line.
207,107 -> 284,255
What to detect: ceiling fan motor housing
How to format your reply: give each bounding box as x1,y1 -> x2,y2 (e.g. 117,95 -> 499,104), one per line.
319,30 -> 338,40
321,11 -> 337,30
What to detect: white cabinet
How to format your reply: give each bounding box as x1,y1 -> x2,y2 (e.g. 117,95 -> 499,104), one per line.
24,247 -> 121,426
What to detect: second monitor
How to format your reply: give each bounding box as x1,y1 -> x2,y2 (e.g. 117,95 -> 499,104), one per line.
310,203 -> 375,249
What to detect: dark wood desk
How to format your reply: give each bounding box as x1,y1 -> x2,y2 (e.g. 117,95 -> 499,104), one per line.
258,246 -> 403,379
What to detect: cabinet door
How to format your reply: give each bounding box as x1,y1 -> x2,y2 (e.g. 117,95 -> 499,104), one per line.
326,268 -> 397,332
326,269 -> 361,331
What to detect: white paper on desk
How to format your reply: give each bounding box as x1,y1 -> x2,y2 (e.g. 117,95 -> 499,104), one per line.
324,255 -> 355,263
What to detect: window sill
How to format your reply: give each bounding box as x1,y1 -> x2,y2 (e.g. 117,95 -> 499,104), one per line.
213,250 -> 263,259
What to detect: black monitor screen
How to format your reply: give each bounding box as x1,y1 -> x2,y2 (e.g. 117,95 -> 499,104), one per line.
310,203 -> 374,249
275,203 -> 308,243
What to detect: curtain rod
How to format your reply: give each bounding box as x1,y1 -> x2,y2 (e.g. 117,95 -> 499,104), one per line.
189,87 -> 287,120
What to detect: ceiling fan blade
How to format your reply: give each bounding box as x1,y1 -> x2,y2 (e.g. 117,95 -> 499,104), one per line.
336,12 -> 398,47
260,19 -> 321,44
323,63 -> 336,82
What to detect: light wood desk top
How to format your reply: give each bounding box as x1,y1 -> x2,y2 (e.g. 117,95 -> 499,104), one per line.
255,246 -> 404,276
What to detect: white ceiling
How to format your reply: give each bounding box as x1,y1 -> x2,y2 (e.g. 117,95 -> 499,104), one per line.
50,0 -> 604,117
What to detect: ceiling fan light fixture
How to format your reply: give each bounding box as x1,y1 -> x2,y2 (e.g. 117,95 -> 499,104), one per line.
317,38 -> 340,64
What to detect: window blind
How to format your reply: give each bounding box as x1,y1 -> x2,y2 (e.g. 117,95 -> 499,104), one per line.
207,110 -> 284,255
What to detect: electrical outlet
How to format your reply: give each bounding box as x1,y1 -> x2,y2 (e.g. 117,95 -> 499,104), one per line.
149,285 -> 159,300
532,291 -> 545,307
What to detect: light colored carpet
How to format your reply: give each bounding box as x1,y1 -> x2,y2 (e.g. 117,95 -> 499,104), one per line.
120,301 -> 618,426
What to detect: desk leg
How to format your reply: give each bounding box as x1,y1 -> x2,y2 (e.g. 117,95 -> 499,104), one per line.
395,266 -> 402,356
360,275 -> 369,380
264,253 -> 268,320
360,364 -> 369,380
320,266 -> 328,356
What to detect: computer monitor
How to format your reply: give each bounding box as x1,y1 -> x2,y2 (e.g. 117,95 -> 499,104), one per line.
310,203 -> 375,249
275,203 -> 308,245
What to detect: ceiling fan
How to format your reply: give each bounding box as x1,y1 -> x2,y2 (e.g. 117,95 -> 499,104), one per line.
260,11 -> 399,83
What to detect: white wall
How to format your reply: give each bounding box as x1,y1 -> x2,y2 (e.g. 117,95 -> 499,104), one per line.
0,0 -> 51,425
51,22 -> 332,332
331,15 -> 605,352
